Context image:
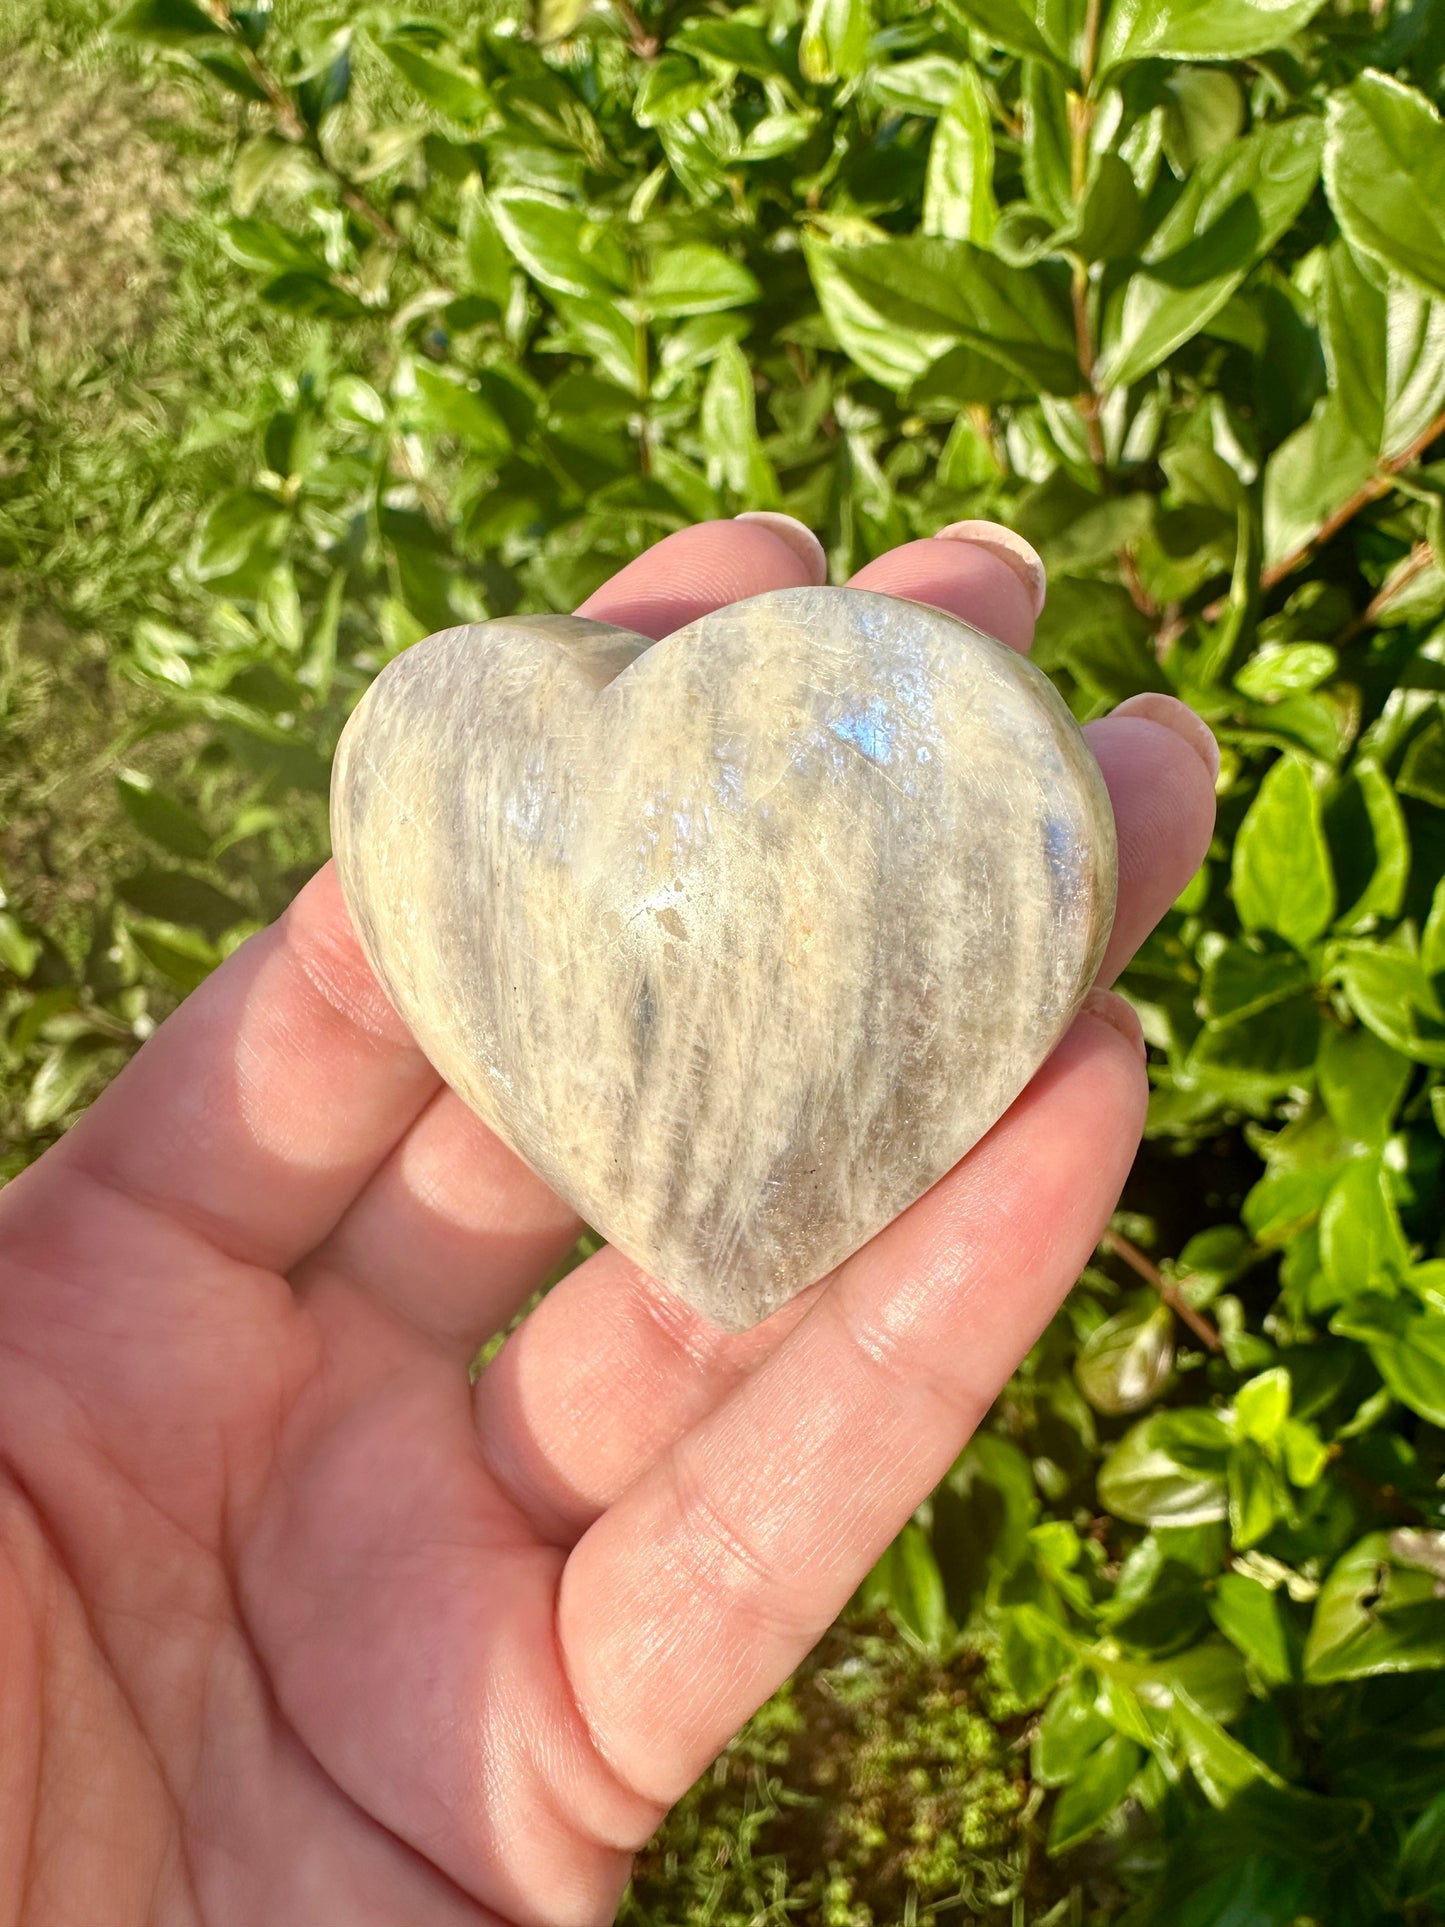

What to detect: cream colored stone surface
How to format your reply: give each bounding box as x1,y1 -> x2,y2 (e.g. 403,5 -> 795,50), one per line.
331,587 -> 1117,1331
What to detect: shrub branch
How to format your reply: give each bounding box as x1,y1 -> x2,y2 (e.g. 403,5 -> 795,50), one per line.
1100,1229 -> 1224,1354
1202,404 -> 1445,623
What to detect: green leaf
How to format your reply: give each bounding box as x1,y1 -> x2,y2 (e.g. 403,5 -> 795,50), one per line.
1171,1694 -> 1269,1806
998,1603 -> 1077,1706
192,488 -> 285,580
1047,1734 -> 1144,1854
1098,1410 -> 1230,1527
1399,1789 -> 1445,1905
1399,715 -> 1445,810
128,917 -> 222,994
870,55 -> 965,117
1075,1300 -> 1175,1415
1324,73 -> 1445,300
1424,875 -> 1445,982
260,270 -> 367,319
1209,1572 -> 1297,1685
860,1520 -> 951,1651
1228,1440 -> 1282,1548
1331,1293 -> 1445,1427
1329,759 -> 1410,931
1335,943 -> 1445,1067
0,912 -> 41,981
221,217 -> 327,277
1162,68 -> 1246,174
1317,1024 -> 1412,1148
1072,153 -> 1148,264
118,867 -> 249,942
115,771 -> 212,862
110,0 -> 224,43
1186,994 -> 1321,1110
1098,0 -> 1324,74
799,0 -> 871,84
1199,942 -> 1312,1028
1097,118 -> 1322,389
1319,1157 -> 1412,1300
412,366 -> 512,459
923,68 -> 997,246
1262,389 -> 1377,573
1382,279 -> 1445,458
940,0 -> 1059,64
24,1037 -> 115,1132
1305,1531 -> 1445,1682
699,340 -> 777,506
1033,1674 -> 1114,1787
1235,1367 -> 1290,1444
1231,756 -> 1335,952
490,191 -> 631,300
641,245 -> 759,320
1319,241 -> 1388,453
1020,61 -> 1071,228
377,34 -> 490,123
804,233 -> 1076,394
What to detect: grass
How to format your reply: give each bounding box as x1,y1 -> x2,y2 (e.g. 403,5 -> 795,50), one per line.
0,8 -> 1094,1918
620,1622 -> 1088,1927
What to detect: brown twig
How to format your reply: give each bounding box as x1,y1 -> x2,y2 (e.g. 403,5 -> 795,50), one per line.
1079,0 -> 1103,92
1202,405 -> 1445,621
1118,546 -> 1159,618
1071,263 -> 1107,474
1332,540 -> 1435,649
202,0 -> 439,273
968,402 -> 1005,476
1068,1 -> 1105,478
611,0 -> 660,59
1099,1229 -> 1224,1354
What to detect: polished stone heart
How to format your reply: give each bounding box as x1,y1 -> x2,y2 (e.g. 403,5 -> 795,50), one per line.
331,586 -> 1116,1331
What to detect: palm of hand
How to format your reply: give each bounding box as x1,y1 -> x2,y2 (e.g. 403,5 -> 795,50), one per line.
0,524 -> 1214,1927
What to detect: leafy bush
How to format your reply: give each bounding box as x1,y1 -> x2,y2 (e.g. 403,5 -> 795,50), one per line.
5,0 -> 1445,1919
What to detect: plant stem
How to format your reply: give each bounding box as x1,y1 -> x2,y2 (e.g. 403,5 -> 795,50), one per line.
1079,0 -> 1102,91
1202,405 -> 1445,621
1071,263 -> 1107,473
1100,1229 -> 1224,1354
203,0 -> 439,276
1331,540 -> 1435,648
1117,544 -> 1158,618
968,402 -> 1005,475
1068,0 -> 1104,478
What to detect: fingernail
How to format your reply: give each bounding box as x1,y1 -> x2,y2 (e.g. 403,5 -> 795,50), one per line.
1110,693 -> 1220,785
734,511 -> 828,586
932,520 -> 1047,618
1079,987 -> 1146,1059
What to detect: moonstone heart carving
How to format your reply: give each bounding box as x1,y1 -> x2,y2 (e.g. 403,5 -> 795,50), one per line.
331,586 -> 1116,1332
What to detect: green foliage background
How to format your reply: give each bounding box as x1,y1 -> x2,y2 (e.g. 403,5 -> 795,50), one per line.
4,0 -> 1445,1920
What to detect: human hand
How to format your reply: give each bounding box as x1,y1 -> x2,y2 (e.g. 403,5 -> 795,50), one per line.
0,520 -> 1216,1927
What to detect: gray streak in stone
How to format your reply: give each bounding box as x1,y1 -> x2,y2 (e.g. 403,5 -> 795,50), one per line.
331,586 -> 1117,1331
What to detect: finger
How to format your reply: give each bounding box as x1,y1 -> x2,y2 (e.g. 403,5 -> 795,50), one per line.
1086,695 -> 1219,986
845,524 -> 1047,654
578,512 -> 826,637
557,1000 -> 1147,1808
478,1247 -> 823,1540
293,1089 -> 585,1358
474,684 -> 1210,1544
306,515 -> 830,1353
31,864 -> 441,1274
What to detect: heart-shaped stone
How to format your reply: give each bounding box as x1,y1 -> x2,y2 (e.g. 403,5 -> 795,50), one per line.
331,586 -> 1116,1331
